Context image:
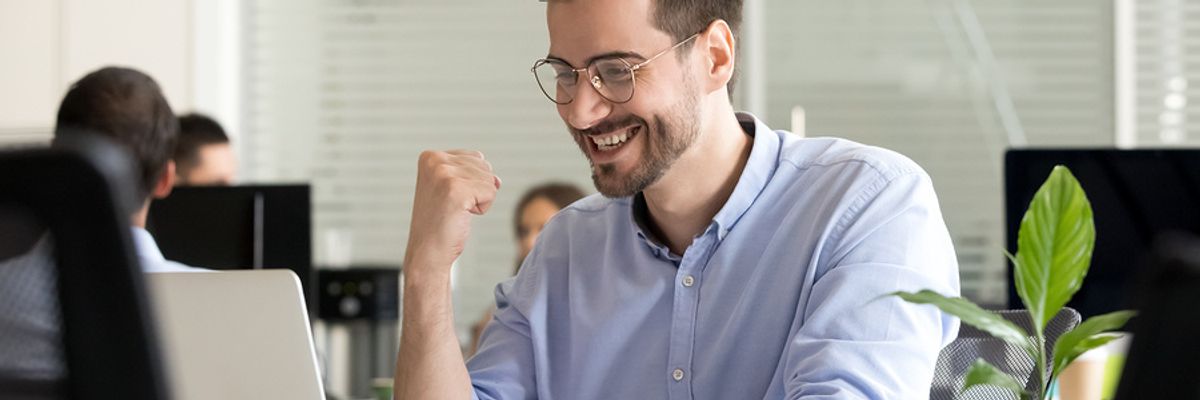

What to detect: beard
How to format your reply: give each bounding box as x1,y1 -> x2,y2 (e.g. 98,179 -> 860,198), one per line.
569,81 -> 702,198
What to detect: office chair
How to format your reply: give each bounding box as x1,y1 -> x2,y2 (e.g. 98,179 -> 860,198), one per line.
930,308 -> 1081,400
0,134 -> 170,399
1114,233 -> 1200,399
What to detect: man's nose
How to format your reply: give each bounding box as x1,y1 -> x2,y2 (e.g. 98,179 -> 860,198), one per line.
563,78 -> 612,130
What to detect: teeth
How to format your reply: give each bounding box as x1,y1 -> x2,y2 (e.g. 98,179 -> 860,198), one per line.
591,128 -> 633,148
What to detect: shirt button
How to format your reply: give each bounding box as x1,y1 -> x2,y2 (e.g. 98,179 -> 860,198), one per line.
672,368 -> 685,381
682,275 -> 695,287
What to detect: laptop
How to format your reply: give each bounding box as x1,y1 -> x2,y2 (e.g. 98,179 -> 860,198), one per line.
146,270 -> 326,399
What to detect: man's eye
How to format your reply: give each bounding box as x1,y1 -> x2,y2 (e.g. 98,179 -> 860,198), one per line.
601,68 -> 631,81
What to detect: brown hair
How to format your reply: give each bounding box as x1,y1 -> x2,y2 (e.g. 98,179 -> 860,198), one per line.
652,0 -> 744,94
55,67 -> 178,200
513,182 -> 587,238
651,0 -> 743,48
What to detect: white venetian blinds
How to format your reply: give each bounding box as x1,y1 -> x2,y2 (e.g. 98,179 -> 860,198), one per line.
1133,0 -> 1200,146
244,0 -> 592,325
762,0 -> 1115,305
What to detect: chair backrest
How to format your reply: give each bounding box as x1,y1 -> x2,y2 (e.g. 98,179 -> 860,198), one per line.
930,308 -> 1082,400
0,135 -> 169,400
1115,233 -> 1200,399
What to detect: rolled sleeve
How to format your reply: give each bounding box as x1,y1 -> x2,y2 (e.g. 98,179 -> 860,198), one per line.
783,171 -> 960,399
467,278 -> 537,400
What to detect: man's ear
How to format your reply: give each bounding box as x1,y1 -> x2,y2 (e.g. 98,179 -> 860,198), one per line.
153,161 -> 176,199
699,19 -> 736,94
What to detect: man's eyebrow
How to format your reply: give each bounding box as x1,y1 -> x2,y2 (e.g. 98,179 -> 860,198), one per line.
545,51 -> 648,68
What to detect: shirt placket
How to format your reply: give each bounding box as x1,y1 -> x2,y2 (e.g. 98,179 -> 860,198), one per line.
666,226 -> 718,400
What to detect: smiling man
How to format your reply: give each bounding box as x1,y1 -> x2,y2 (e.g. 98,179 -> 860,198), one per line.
394,1 -> 960,399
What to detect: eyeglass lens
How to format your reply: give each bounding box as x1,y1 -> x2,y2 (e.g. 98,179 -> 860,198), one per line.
533,58 -> 636,104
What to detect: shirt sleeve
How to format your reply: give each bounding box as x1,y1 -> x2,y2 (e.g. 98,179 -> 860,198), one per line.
782,171 -> 961,399
465,263 -> 540,400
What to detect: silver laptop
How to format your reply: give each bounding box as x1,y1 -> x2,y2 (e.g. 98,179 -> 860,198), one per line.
146,270 -> 325,400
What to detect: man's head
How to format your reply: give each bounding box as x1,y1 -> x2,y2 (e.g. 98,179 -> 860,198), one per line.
55,67 -> 178,204
542,0 -> 741,197
174,113 -> 237,186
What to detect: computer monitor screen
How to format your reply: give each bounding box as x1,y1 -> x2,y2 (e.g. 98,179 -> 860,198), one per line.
1005,149 -> 1200,319
146,185 -> 312,305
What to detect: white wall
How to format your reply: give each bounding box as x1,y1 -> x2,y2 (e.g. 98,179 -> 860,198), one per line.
0,0 -> 213,146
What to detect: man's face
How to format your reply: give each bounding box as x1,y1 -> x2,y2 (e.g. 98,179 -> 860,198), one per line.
547,0 -> 702,198
179,143 -> 237,186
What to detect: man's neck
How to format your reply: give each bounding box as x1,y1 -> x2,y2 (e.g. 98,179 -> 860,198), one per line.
130,201 -> 151,228
643,109 -> 752,256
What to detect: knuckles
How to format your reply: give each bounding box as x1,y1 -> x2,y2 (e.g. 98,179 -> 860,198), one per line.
416,150 -> 495,205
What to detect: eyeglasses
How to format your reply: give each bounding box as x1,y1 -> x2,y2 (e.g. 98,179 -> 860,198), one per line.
531,34 -> 699,105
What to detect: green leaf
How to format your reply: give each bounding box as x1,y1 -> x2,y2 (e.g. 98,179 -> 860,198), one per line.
1013,166 -> 1095,334
962,359 -> 1026,398
1051,310 -> 1136,377
892,290 -> 1035,355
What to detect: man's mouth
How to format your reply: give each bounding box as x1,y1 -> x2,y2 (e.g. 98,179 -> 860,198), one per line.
590,125 -> 641,152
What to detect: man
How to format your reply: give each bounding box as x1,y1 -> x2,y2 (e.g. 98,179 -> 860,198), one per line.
0,67 -> 205,380
173,113 -> 237,185
394,0 -> 959,398
53,67 -> 205,273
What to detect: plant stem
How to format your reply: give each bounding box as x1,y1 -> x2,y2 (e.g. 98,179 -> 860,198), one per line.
1035,333 -> 1047,399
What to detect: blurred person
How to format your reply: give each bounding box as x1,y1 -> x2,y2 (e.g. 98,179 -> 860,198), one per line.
0,66 -> 205,380
395,0 -> 960,398
173,113 -> 237,186
467,182 -> 586,355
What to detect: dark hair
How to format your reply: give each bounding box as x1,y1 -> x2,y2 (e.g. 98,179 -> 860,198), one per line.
513,182 -> 587,237
652,0 -> 743,46
174,113 -> 230,176
652,0 -> 744,94
55,67 -> 178,200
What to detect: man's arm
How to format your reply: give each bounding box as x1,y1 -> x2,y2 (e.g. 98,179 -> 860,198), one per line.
394,150 -> 500,400
783,171 -> 960,399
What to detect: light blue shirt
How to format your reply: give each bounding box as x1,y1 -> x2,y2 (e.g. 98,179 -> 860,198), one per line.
0,227 -> 205,379
130,227 -> 209,273
467,113 -> 960,399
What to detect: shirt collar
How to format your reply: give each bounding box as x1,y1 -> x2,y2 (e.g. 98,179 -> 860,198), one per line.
130,227 -> 166,262
630,112 -> 782,254
710,112 -> 781,240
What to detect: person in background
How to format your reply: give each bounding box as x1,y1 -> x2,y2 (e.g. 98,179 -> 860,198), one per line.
0,66 -> 205,381
173,113 -> 237,186
467,182 -> 586,355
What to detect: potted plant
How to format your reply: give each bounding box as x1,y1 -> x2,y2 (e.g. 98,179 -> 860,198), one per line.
894,165 -> 1136,400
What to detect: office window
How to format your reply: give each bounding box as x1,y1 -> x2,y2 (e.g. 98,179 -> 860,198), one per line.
244,0 -> 592,332
1133,0 -> 1200,146
762,0 -> 1115,305
245,0 -> 1129,325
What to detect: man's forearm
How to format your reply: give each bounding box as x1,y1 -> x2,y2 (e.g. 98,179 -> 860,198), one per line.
394,262 -> 473,400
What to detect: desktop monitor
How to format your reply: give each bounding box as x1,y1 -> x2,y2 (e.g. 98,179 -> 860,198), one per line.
146,184 -> 313,305
1004,149 -> 1200,320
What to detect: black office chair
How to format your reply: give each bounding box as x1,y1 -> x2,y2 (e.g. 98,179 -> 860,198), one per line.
0,135 -> 170,399
930,308 -> 1082,400
1114,233 -> 1200,399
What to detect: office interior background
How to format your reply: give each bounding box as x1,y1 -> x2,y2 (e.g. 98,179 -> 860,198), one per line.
0,0 -> 1191,395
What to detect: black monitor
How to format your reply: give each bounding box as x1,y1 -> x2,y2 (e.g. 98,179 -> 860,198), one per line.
146,184 -> 312,306
1004,149 -> 1200,320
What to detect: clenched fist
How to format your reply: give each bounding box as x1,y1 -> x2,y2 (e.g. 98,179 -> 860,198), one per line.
404,150 -> 501,272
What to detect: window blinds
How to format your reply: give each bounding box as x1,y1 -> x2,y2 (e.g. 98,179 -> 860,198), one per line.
763,0 -> 1115,305
1134,0 -> 1200,146
244,0 -> 593,330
